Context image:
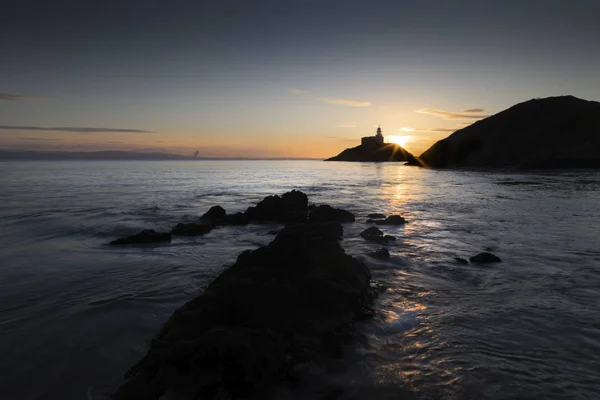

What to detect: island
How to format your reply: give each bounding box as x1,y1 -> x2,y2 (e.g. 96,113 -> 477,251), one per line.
413,95 -> 600,169
325,126 -> 418,163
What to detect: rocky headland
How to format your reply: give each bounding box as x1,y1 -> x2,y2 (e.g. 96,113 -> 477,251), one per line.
325,142 -> 418,163
414,95 -> 600,169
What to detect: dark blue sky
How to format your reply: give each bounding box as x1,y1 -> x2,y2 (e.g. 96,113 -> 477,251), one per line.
1,0 -> 599,156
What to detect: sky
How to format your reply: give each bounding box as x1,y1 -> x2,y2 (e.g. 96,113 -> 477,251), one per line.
1,0 -> 600,158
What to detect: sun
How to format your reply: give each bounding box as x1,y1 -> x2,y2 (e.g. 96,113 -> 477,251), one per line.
386,135 -> 410,148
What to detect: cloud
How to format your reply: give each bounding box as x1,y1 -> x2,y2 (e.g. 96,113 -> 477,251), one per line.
20,137 -> 62,142
337,121 -> 356,128
0,93 -> 38,101
321,97 -> 371,107
416,108 -> 488,120
0,125 -> 155,133
289,88 -> 309,95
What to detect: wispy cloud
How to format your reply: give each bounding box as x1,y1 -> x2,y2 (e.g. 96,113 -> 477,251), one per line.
0,93 -> 39,101
321,97 -> 371,107
289,88 -> 309,95
0,125 -> 155,133
20,137 -> 62,142
416,108 -> 488,120
337,121 -> 356,128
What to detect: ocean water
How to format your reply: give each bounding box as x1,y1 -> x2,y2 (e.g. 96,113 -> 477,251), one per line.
1,160 -> 599,400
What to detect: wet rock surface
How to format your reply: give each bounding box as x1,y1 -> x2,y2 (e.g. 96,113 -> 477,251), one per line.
375,215 -> 407,225
360,227 -> 396,244
108,191 -> 355,245
244,190 -> 309,223
109,229 -> 171,245
368,248 -> 390,260
367,213 -> 386,219
171,222 -> 213,236
201,205 -> 227,223
470,252 -> 502,263
113,221 -> 373,400
308,205 -> 355,223
222,212 -> 249,226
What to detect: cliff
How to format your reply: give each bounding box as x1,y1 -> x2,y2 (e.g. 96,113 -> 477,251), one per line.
325,143 -> 418,163
415,95 -> 600,169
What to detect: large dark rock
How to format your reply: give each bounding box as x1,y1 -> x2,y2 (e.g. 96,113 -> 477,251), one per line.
325,143 -> 418,163
470,252 -> 502,264
113,222 -> 372,400
201,205 -> 226,222
360,227 -> 395,244
171,222 -> 213,236
109,229 -> 171,245
223,212 -> 249,226
244,190 -> 309,223
281,189 -> 308,210
415,96 -> 600,169
375,215 -> 407,225
309,205 -> 355,223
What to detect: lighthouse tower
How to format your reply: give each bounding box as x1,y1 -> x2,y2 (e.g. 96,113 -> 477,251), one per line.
375,125 -> 384,144
361,126 -> 385,147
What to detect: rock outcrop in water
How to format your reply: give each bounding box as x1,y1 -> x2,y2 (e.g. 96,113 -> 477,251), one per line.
414,95 -> 600,169
109,191 -> 358,245
171,222 -> 213,236
470,252 -> 502,264
360,227 -> 396,244
109,229 -> 171,245
113,221 -> 373,399
308,205 -> 355,223
326,143 -> 418,163
375,215 -> 407,225
243,190 -> 309,222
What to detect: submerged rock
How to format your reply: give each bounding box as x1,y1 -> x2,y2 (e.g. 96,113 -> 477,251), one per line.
308,205 -> 355,223
170,222 -> 212,236
109,229 -> 171,245
375,215 -> 407,225
367,213 -> 386,219
360,227 -> 395,244
368,248 -> 390,260
470,252 -> 502,264
113,222 -> 372,399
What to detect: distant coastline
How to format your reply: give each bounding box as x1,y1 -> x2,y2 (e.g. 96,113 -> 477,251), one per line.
0,149 -> 319,161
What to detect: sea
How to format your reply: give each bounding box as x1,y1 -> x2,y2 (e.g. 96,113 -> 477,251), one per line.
0,160 -> 599,400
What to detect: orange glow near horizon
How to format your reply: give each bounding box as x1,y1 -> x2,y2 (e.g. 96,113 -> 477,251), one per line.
387,135 -> 411,148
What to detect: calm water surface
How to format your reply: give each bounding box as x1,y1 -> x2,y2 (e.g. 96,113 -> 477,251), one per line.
0,160 -> 599,399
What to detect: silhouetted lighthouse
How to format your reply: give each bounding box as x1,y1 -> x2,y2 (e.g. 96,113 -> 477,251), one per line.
361,125 -> 384,147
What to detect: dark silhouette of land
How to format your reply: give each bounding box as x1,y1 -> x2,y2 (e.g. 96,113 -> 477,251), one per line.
414,95 -> 600,169
325,126 -> 418,163
0,150 -> 317,161
326,142 -> 417,163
